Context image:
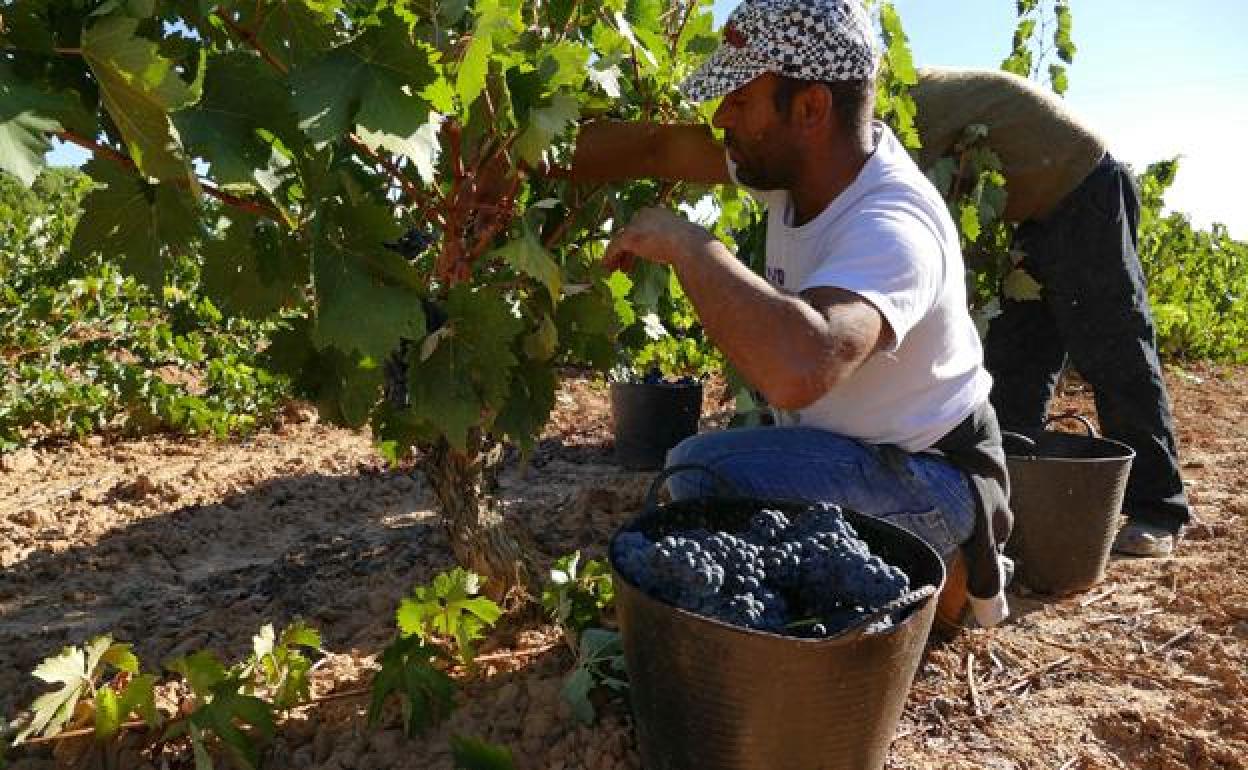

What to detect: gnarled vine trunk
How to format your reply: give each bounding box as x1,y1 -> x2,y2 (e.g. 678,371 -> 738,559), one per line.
423,430 -> 537,599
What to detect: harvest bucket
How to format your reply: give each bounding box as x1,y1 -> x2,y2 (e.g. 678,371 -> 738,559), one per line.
610,381 -> 703,471
609,465 -> 945,770
1004,414 -> 1135,595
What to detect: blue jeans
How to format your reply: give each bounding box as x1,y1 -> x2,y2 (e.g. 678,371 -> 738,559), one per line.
665,427 -> 976,561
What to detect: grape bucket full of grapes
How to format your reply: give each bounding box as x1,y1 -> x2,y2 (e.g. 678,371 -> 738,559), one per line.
609,465 -> 945,770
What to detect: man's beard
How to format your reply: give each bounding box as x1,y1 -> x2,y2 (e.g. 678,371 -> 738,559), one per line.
725,131 -> 790,191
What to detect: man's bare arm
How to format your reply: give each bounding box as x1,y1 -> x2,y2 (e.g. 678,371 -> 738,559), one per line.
604,208 -> 891,410
567,121 -> 731,184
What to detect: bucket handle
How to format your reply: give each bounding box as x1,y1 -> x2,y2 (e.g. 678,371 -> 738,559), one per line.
1001,431 -> 1037,456
829,584 -> 939,642
1044,411 -> 1098,437
643,463 -> 743,514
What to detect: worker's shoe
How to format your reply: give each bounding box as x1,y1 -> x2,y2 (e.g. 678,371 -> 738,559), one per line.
1112,521 -> 1176,557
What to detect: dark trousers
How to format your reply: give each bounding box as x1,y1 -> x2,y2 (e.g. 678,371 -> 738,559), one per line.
984,154 -> 1190,534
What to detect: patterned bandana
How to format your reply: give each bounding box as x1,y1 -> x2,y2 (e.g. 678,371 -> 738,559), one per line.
679,0 -> 879,102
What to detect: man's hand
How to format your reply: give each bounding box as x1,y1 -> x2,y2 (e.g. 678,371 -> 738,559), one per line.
603,207 -> 718,272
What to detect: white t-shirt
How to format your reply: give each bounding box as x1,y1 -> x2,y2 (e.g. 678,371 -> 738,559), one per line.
733,122 -> 992,452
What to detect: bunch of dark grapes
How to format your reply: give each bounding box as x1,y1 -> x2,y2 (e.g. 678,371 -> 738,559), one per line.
382,292 -> 449,409
383,227 -> 438,260
612,502 -> 912,637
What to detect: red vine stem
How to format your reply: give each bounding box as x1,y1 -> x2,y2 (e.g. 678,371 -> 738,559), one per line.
214,8 -> 288,74
54,130 -> 283,221
20,720 -> 148,746
543,184 -> 606,250
348,136 -> 447,228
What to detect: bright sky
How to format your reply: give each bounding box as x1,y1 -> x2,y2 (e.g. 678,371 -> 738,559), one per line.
709,0 -> 1248,239
45,1 -> 1247,238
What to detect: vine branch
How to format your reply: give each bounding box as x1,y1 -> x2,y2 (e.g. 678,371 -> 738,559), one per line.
54,130 -> 284,222
668,0 -> 697,57
214,8 -> 288,74
544,184 -> 606,250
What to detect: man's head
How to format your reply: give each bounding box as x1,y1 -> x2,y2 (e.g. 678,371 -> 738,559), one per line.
680,0 -> 878,190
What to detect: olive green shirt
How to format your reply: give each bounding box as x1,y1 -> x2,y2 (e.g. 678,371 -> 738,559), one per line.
911,67 -> 1107,222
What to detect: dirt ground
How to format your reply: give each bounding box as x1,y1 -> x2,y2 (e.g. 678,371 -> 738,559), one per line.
2,364 -> 1246,770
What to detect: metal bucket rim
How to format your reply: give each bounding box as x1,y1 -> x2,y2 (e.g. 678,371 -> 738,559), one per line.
609,498 -> 945,647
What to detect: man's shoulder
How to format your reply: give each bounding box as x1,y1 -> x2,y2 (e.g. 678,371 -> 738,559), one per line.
855,127 -> 956,240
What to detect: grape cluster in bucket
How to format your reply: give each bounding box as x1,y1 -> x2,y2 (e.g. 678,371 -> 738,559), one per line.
612,503 -> 911,637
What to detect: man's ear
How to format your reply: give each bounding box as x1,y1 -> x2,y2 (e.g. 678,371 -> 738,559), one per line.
794,84 -> 836,134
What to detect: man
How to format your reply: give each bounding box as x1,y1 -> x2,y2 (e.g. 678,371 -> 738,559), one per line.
911,67 -> 1191,557
569,0 -> 1012,626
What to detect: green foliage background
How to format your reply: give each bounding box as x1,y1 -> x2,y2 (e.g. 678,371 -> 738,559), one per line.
1,0 -> 1245,458
1136,159 -> 1248,362
0,169 -> 289,450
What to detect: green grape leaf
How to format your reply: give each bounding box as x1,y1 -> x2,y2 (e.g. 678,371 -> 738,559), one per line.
281,621 -> 323,651
491,226 -> 562,301
373,400 -> 441,464
172,51 -> 299,192
311,203 -> 426,362
94,687 -> 124,740
97,641 -> 140,675
514,92 -> 579,168
925,157 -> 958,198
537,42 -> 589,94
403,339 -> 484,450
290,24 -> 443,178
556,284 -> 619,370
317,352 -> 384,428
356,104 -> 443,185
560,667 -> 596,724
13,646 -> 91,743
629,261 -> 669,310
0,65 -> 75,186
494,358 -> 556,450
1012,18 -> 1037,50
541,551 -> 614,636
248,0 -> 339,71
202,213 -> 308,318
879,4 -> 917,86
81,15 -> 197,182
250,621 -> 321,710
70,159 -> 201,289
1054,2 -> 1076,63
189,685 -> 276,770
13,636 -> 141,743
368,635 -> 456,737
521,313 -> 559,362
1003,267 -> 1043,301
1049,64 -> 1069,96
607,271 -> 636,327
167,650 -> 229,698
94,674 -> 158,739
405,286 -> 523,448
560,628 -> 626,725
396,567 -> 503,666
450,735 -> 516,769
958,200 -> 981,243
457,0 -> 523,109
